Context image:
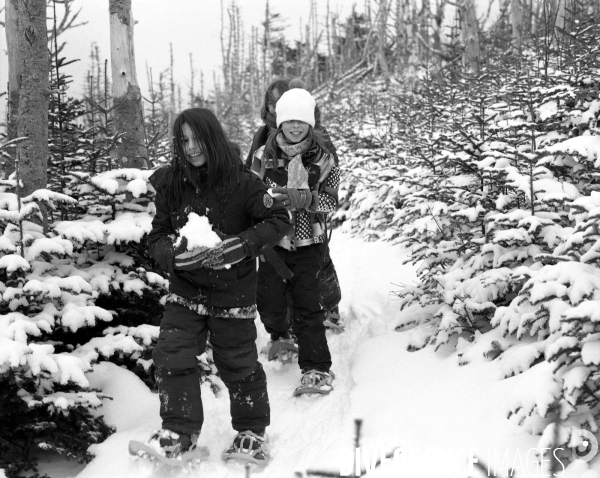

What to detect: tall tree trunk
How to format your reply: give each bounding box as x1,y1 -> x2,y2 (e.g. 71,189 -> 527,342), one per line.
109,0 -> 147,169
5,0 -> 19,177
377,0 -> 390,80
8,0 -> 49,194
460,0 -> 481,73
511,0 -> 523,53
550,0 -> 565,43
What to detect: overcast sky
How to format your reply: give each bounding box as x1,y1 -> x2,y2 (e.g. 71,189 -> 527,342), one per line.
0,0 -> 358,124
1,0 -> 497,128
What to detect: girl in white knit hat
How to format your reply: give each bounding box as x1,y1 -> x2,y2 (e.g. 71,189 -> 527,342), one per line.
251,87 -> 340,396
246,79 -> 344,335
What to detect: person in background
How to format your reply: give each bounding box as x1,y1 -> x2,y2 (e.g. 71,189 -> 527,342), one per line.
147,108 -> 291,464
251,88 -> 340,394
246,78 -> 343,333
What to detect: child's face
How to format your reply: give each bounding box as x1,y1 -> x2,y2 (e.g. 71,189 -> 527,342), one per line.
181,123 -> 206,167
281,120 -> 310,143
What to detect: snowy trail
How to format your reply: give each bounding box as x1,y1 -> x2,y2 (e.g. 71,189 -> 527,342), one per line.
192,232 -> 415,477
42,232 -> 584,478
254,232 -> 418,476
70,232 -> 415,478
49,232 -> 560,478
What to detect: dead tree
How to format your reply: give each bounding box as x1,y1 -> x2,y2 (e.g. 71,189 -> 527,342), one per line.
109,0 -> 147,169
377,0 -> 391,80
511,0 -> 523,53
6,0 -> 49,192
459,0 -> 481,73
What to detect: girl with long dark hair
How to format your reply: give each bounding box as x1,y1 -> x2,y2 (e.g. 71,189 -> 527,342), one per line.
146,108 -> 290,464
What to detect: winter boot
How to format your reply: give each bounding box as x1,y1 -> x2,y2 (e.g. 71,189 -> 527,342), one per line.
222,430 -> 269,465
293,369 -> 335,397
148,429 -> 198,458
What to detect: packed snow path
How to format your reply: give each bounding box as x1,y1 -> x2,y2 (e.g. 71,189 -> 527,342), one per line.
56,232 -> 562,478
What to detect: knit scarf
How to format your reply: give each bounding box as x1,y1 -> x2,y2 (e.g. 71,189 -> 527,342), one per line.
276,133 -> 312,189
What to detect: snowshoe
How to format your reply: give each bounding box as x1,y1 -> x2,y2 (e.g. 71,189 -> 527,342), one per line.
266,337 -> 298,364
324,309 -> 345,333
293,370 -> 335,397
222,430 -> 269,468
129,430 -> 209,468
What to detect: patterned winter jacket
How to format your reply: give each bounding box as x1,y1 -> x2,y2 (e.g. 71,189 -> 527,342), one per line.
251,142 -> 340,250
147,164 -> 291,308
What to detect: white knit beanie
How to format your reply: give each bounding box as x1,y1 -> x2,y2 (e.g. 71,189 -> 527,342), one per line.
276,88 -> 316,128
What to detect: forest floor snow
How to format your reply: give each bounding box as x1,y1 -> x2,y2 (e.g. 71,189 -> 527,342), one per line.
35,232 -> 599,478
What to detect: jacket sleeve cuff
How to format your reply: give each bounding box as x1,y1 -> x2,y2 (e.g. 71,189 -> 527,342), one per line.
238,230 -> 261,258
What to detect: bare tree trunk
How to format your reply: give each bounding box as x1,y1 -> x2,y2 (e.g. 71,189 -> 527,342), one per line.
511,0 -> 523,53
549,0 -> 565,48
281,31 -> 288,79
263,0 -> 273,84
8,0 -> 49,194
405,0 -> 419,87
431,0 -> 445,53
189,53 -> 195,107
460,0 -> 481,73
5,0 -> 19,177
377,0 -> 390,80
310,0 -> 319,85
168,43 -> 175,127
220,0 -> 230,91
109,0 -> 147,169
419,0 -> 430,64
552,0 -> 565,31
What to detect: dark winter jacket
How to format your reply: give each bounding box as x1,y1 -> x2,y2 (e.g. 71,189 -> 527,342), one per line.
147,165 -> 292,307
244,125 -> 339,168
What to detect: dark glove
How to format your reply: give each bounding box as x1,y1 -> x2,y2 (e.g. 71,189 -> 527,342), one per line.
272,187 -> 312,211
173,237 -> 211,271
201,236 -> 250,269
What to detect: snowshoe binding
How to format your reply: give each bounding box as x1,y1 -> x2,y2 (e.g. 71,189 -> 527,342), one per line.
293,369 -> 335,397
324,309 -> 345,333
222,430 -> 269,468
266,337 -> 298,364
129,429 -> 209,468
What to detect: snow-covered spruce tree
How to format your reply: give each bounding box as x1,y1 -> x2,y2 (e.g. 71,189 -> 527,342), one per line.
391,16 -> 592,356
392,65 -> 516,348
0,166 -> 178,475
487,1 -> 600,456
0,177 -> 115,476
314,0 -> 599,460
143,85 -> 171,169
56,168 -> 220,390
61,167 -> 219,383
82,50 -> 123,175
48,47 -> 88,208
326,78 -> 411,239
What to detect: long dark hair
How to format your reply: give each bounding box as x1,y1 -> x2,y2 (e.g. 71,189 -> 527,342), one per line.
165,108 -> 241,208
263,126 -> 329,163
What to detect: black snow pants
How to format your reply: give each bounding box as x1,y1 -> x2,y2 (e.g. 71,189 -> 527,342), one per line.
320,240 -> 341,312
257,243 -> 332,373
153,302 -> 269,437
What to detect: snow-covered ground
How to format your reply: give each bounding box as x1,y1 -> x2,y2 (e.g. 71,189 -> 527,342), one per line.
36,232 -> 600,478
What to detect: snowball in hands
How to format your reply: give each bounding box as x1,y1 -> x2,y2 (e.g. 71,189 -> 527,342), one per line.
173,214 -> 222,271
174,213 -> 221,250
